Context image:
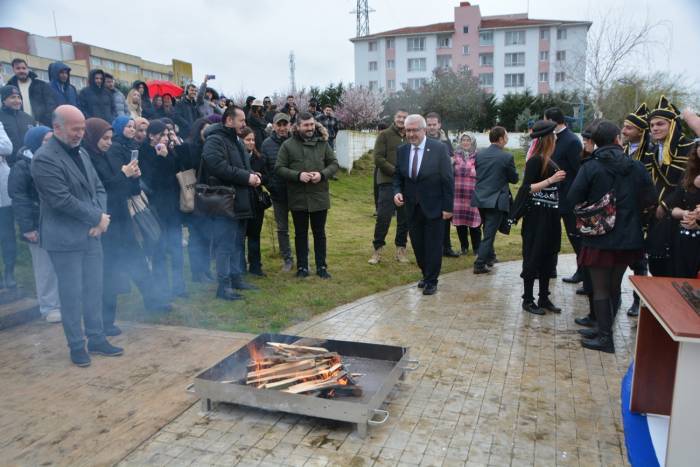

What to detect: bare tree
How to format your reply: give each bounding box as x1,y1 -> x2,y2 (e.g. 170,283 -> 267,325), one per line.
565,7 -> 672,117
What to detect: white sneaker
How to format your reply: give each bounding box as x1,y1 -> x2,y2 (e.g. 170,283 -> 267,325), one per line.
45,310 -> 62,323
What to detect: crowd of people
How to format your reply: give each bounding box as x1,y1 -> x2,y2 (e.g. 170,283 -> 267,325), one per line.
1,55 -> 699,365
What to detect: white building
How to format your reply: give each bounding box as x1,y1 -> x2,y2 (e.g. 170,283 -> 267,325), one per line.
351,2 -> 591,99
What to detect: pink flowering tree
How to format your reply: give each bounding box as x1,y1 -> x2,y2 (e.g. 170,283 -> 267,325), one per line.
335,85 -> 384,130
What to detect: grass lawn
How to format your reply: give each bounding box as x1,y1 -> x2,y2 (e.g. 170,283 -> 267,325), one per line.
9,148 -> 572,334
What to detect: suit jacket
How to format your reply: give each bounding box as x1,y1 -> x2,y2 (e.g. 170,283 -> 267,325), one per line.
471,144 -> 518,212
392,137 -> 454,221
31,136 -> 107,252
551,127 -> 582,213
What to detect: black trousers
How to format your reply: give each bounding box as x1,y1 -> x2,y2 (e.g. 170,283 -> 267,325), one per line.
408,206 -> 444,285
49,238 -> 105,351
475,208 -> 503,267
442,219 -> 453,251
456,225 -> 482,253
246,210 -> 265,271
372,184 -> 408,249
0,206 -> 17,276
291,210 -> 328,270
185,214 -> 212,278
561,212 -> 582,254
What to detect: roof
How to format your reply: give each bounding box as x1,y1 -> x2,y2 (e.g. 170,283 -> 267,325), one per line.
350,16 -> 591,42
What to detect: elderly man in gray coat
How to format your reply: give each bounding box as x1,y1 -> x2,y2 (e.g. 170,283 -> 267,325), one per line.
31,105 -> 123,367
471,126 -> 519,274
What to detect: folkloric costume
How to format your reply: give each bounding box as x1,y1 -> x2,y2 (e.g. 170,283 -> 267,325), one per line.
623,103 -> 650,160
641,95 -> 693,276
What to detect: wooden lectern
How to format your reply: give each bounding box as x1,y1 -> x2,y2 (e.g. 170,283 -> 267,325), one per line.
630,276 -> 700,467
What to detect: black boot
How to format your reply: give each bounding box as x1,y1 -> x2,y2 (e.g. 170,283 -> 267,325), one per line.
562,267 -> 583,284
575,295 -> 596,327
581,299 -> 615,353
537,278 -> 561,313
627,293 -> 640,317
216,277 -> 242,301
230,274 -> 258,290
578,327 -> 598,338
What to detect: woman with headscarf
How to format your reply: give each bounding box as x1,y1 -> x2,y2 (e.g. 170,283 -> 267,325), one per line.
452,133 -> 482,256
510,121 -> 567,315
8,126 -> 62,322
139,120 -> 187,298
126,89 -> 142,119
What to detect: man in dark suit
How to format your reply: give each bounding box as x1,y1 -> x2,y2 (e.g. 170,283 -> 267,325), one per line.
471,126 -> 519,274
32,105 -> 123,367
544,107 -> 583,284
393,114 -> 454,295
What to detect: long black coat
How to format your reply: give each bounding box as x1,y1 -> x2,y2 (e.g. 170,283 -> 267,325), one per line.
138,143 -> 183,224
261,132 -> 289,202
7,148 -> 40,235
7,72 -> 56,126
0,106 -> 35,161
551,127 -> 582,213
78,70 -> 115,122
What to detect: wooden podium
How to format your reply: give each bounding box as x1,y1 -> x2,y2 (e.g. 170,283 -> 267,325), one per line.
630,276 -> 700,467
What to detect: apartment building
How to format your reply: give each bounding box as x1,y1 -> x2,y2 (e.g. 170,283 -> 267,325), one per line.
351,2 -> 591,99
0,27 -> 192,90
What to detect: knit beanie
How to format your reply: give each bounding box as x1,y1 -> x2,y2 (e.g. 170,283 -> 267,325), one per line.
23,126 -> 52,153
1,85 -> 21,102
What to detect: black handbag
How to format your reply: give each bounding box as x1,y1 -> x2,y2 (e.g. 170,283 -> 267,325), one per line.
193,159 -> 236,218
256,188 -> 272,210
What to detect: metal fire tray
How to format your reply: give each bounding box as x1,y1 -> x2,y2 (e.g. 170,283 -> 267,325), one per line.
192,333 -> 418,437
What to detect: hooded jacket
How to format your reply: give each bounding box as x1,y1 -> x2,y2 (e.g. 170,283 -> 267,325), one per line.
78,69 -> 115,122
261,131 -> 290,202
8,146 -> 40,235
7,71 -> 56,126
275,123 -> 339,212
48,62 -> 78,107
568,145 -> 657,251
200,123 -> 254,219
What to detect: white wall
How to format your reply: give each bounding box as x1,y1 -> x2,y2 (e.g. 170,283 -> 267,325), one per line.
335,130 -> 378,172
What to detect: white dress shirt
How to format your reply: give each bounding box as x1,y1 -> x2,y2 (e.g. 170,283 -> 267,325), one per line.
408,136 -> 427,178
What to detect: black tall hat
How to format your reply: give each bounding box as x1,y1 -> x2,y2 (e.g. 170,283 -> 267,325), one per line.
625,103 -> 649,130
648,95 -> 680,121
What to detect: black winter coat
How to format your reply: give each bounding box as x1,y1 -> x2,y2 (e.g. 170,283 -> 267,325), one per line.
201,123 -> 254,219
78,70 -> 115,121
174,97 -> 198,137
7,72 -> 56,126
261,132 -> 289,202
568,145 -> 657,251
7,148 -> 40,236
552,127 -> 583,213
138,142 -> 183,223
246,111 -> 267,152
0,106 -> 35,161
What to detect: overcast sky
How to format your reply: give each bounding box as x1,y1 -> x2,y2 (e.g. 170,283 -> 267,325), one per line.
3,0 -> 699,98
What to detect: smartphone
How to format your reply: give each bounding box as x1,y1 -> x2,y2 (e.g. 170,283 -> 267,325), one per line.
130,150 -> 139,162
206,74 -> 216,80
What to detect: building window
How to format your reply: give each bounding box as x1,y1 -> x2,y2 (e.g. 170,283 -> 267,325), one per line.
407,78 -> 426,89
386,59 -> 395,69
463,25 -> 469,34
462,45 -> 470,56
479,53 -> 493,67
556,50 -> 566,62
557,28 -> 567,40
127,64 -> 139,74
479,31 -> 493,46
70,76 -> 86,90
505,30 -> 526,45
539,72 -> 549,83
504,73 -> 525,87
505,52 -> 525,67
437,35 -> 452,48
103,59 -> 115,69
369,61 -> 378,71
1,63 -> 12,76
479,73 -> 493,86
407,37 -> 425,52
368,41 -> 377,51
90,56 -> 102,66
118,62 -> 127,71
539,28 -> 550,40
35,70 -> 49,81
387,79 -> 395,90
368,80 -> 378,91
407,58 -> 426,72
539,51 -> 549,61
437,55 -> 452,69
555,72 -> 566,82
386,37 -> 395,49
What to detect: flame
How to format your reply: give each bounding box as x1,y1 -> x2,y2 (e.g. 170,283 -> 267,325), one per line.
247,343 -> 266,373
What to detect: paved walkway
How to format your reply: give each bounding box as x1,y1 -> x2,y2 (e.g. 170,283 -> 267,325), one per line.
121,254 -> 634,466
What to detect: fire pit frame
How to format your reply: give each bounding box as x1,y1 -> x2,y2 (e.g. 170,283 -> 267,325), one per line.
192,333 -> 418,437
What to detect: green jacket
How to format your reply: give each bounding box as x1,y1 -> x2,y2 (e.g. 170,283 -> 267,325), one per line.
275,127 -> 339,212
373,124 -> 406,185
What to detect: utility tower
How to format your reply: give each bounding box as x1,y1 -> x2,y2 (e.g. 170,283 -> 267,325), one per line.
351,0 -> 373,37
289,51 -> 296,94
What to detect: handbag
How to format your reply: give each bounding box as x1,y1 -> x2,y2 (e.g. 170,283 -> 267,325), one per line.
127,191 -> 162,246
176,168 -> 197,213
256,188 -> 272,210
193,159 -> 236,218
574,171 -> 617,236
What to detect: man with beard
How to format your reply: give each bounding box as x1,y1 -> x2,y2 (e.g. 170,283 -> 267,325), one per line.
174,84 -> 199,138
7,58 -> 56,126
369,109 -> 409,265
276,112 -> 339,279
78,69 -> 115,122
641,95 -> 693,277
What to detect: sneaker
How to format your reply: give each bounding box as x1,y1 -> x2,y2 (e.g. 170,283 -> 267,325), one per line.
395,246 -> 409,263
104,324 -> 122,337
317,267 -> 332,279
296,267 -> 309,278
282,259 -> 294,272
70,348 -> 91,367
45,310 -> 62,323
368,247 -> 382,265
87,339 -> 124,357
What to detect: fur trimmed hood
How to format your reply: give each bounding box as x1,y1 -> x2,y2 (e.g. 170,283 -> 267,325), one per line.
292,121 -> 329,142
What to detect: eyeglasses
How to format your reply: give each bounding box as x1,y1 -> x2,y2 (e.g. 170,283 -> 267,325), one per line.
405,128 -> 423,133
